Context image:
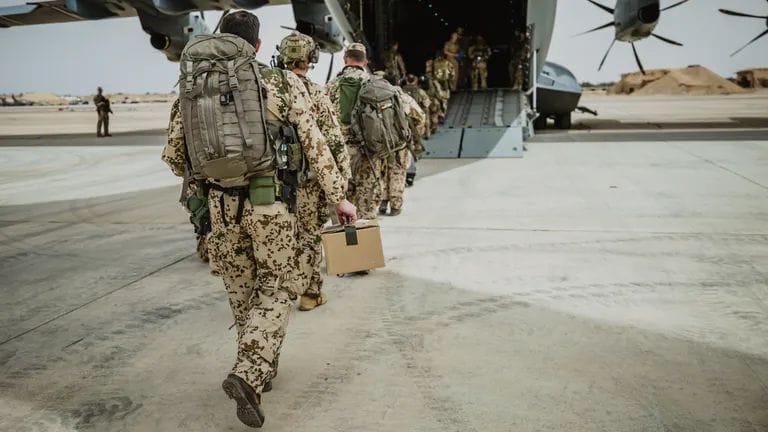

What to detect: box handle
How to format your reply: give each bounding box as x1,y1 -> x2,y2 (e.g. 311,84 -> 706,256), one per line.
344,225 -> 358,246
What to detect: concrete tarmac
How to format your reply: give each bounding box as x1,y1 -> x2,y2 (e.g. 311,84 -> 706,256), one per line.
1,112 -> 768,430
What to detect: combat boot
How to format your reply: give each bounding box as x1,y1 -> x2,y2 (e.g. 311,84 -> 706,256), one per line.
299,292 -> 328,312
389,208 -> 402,217
222,374 -> 265,428
379,201 -> 389,215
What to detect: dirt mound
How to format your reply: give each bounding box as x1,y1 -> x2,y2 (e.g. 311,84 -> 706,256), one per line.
609,65 -> 748,96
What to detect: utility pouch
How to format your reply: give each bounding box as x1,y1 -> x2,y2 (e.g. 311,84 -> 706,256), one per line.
186,195 -> 211,235
249,176 -> 277,206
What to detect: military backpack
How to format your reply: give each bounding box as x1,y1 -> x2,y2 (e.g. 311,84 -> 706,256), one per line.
351,76 -> 412,159
179,34 -> 303,184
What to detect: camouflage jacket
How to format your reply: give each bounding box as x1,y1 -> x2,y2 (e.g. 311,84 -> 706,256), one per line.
468,44 -> 492,64
402,84 -> 432,114
326,65 -> 370,144
162,67 -> 346,205
396,88 -> 427,138
383,49 -> 406,78
297,73 -> 352,183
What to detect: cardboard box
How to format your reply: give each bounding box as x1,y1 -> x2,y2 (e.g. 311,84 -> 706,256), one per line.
321,220 -> 385,275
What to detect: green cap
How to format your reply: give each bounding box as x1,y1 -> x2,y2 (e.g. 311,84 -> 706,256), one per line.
346,42 -> 367,56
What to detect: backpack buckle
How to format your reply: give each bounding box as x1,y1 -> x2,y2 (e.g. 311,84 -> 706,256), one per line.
220,93 -> 234,106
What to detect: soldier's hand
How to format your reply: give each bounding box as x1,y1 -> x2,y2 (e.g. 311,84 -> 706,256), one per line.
335,200 -> 357,225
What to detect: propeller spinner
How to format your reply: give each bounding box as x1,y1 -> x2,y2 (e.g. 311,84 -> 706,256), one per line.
579,0 -> 688,75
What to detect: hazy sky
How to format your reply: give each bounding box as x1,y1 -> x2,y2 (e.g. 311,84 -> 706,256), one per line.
0,0 -> 766,94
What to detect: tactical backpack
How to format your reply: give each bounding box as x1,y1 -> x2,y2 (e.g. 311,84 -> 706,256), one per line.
179,34 -> 280,182
402,84 -> 427,108
351,76 -> 412,159
337,76 -> 363,126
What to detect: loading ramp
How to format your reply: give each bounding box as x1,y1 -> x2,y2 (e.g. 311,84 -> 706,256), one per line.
423,88 -> 532,159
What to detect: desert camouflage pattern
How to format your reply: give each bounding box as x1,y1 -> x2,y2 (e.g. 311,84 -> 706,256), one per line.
326,65 -> 370,144
381,90 -> 426,210
295,180 -> 330,296
442,40 -> 461,91
327,65 -> 385,219
162,66 -> 346,393
348,146 -> 385,220
295,74 -> 349,297
468,43 -> 492,90
384,48 -> 406,79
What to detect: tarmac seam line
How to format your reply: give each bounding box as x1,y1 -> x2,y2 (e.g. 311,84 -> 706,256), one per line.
0,253 -> 193,347
671,143 -> 768,192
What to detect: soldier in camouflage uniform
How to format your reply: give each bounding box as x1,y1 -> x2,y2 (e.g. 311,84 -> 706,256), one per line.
509,28 -> 530,91
402,74 -> 431,142
443,32 -> 461,91
162,11 -> 356,428
468,36 -> 492,91
326,43 -> 383,221
427,57 -> 452,125
383,41 -> 406,80
379,81 -> 427,216
277,32 -> 352,312
93,87 -> 112,137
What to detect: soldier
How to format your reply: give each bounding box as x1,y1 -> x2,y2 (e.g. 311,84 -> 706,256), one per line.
276,31 -> 352,312
326,43 -> 382,220
429,55 -> 453,123
443,32 -> 461,91
402,74 -> 432,142
468,36 -> 492,90
509,28 -> 530,91
93,87 -> 112,137
162,11 -> 356,428
421,75 -> 442,135
379,74 -> 426,216
383,41 -> 406,80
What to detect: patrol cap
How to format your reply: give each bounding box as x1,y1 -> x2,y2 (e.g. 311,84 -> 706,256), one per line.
346,42 -> 367,56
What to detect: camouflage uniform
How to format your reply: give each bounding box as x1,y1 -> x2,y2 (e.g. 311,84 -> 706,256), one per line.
402,80 -> 432,143
443,39 -> 461,91
295,74 -> 350,298
381,89 -> 426,212
163,67 -> 346,395
509,29 -> 531,90
468,40 -> 492,90
93,93 -> 110,136
383,47 -> 406,79
326,65 -> 384,220
427,59 -> 452,124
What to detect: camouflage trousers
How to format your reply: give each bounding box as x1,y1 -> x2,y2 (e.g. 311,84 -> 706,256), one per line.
447,58 -> 459,91
207,189 -> 299,394
472,62 -> 488,90
382,147 -> 410,210
96,111 -> 109,136
349,146 -> 385,220
296,180 -> 330,297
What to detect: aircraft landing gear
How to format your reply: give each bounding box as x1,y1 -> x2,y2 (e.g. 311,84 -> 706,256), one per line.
554,112 -> 571,130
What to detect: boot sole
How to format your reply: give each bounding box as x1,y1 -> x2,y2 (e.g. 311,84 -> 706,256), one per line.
222,376 -> 265,428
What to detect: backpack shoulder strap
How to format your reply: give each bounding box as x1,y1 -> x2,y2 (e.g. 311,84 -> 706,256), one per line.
226,60 -> 252,148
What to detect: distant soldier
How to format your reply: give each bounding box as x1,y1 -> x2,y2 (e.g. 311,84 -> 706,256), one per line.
443,32 -> 461,91
468,36 -> 492,90
422,75 -> 443,134
93,87 -> 112,137
429,55 -> 453,122
402,74 -> 432,142
383,41 -> 406,80
379,77 -> 426,217
277,31 -> 351,311
509,29 -> 530,90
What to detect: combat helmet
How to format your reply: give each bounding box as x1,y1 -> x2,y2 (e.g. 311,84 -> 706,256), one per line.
278,31 -> 319,67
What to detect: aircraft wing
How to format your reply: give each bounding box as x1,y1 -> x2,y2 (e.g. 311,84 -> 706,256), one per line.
0,1 -> 135,27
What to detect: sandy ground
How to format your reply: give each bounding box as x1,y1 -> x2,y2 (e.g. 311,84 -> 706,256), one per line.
1,96 -> 768,431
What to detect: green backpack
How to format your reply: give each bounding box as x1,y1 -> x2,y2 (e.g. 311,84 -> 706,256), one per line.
351,76 -> 412,159
337,76 -> 363,126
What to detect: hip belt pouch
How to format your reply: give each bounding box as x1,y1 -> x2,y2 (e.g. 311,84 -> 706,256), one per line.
249,176 -> 277,206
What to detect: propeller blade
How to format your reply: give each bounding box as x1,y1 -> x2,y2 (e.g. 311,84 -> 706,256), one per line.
731,28 -> 768,56
651,33 -> 683,46
575,21 -> 615,36
585,0 -> 615,14
631,42 -> 646,75
598,38 -> 616,71
719,9 -> 768,19
213,9 -> 230,33
661,0 -> 689,11
326,53 -> 336,83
